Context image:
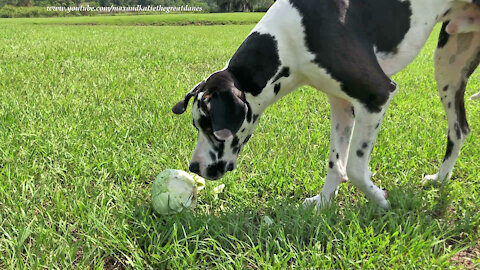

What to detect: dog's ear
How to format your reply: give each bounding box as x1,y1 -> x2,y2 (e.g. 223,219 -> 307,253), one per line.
172,81 -> 206,115
209,88 -> 247,141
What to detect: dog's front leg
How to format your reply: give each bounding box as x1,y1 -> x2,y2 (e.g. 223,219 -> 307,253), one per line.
303,96 -> 354,209
346,89 -> 398,210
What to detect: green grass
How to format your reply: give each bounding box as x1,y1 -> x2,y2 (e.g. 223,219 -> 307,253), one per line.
0,15 -> 479,269
0,12 -> 265,26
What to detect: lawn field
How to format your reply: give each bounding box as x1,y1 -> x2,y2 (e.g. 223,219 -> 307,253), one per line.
0,12 -> 265,26
0,15 -> 479,269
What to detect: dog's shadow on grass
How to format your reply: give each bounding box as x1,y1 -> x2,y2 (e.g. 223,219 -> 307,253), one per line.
122,179 -> 474,267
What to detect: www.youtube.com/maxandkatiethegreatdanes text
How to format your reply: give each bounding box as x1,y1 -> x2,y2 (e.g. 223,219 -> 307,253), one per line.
46,5 -> 204,13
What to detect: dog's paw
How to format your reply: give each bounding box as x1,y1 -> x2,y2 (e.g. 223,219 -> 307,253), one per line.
303,195 -> 330,210
424,173 -> 439,182
371,190 -> 390,210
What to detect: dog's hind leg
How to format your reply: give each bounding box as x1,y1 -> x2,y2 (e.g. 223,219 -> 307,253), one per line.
425,23 -> 480,182
303,96 -> 354,209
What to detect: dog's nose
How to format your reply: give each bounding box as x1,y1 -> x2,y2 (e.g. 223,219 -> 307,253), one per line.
189,162 -> 200,174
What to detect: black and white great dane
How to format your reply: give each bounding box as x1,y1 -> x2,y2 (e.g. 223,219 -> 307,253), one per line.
173,0 -> 480,210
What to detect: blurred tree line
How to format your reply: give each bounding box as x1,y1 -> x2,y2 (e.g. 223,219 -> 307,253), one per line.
0,0 -> 275,12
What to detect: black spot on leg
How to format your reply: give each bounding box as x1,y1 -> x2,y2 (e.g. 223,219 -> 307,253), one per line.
246,103 -> 252,123
335,124 -> 340,131
438,21 -> 450,48
375,123 -> 380,129
274,83 -> 282,95
241,128 -> 245,133
443,85 -> 449,91
243,135 -> 252,144
455,80 -> 471,135
253,114 -> 259,123
448,102 -> 451,108
454,123 -> 461,140
444,136 -> 454,161
209,151 -> 216,161
329,161 -> 334,169
336,153 -> 339,159
356,150 -> 364,157
274,83 -> 281,95
362,142 -> 368,149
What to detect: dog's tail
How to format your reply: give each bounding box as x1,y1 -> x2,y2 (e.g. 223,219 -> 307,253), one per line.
471,92 -> 480,101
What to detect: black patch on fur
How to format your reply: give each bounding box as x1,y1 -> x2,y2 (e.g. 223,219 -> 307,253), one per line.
199,115 -> 212,133
362,142 -> 368,149
356,150 -> 364,157
444,136 -> 454,161
227,32 -> 281,96
454,123 -> 461,140
243,135 -> 252,144
253,114 -> 259,123
246,102 -> 252,123
351,107 -> 355,116
329,161 -> 334,169
438,21 -> 450,48
216,142 -> 225,159
231,136 -> 239,148
290,0 -> 410,112
336,153 -> 339,159
375,123 -> 380,129
209,151 -> 216,161
232,146 -> 240,154
206,161 -> 227,179
227,163 -> 234,172
272,67 -> 290,83
454,80 -> 470,135
274,83 -> 281,95
205,71 -> 247,135
241,128 -> 245,133
443,85 -> 449,91
189,162 -> 200,174
448,102 -> 451,109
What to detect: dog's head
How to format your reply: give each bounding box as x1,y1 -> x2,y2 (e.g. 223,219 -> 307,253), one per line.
173,70 -> 256,180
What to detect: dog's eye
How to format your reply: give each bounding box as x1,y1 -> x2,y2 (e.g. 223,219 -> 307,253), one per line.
200,101 -> 209,115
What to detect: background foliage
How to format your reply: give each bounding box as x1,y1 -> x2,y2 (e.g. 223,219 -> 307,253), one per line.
0,0 -> 275,13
